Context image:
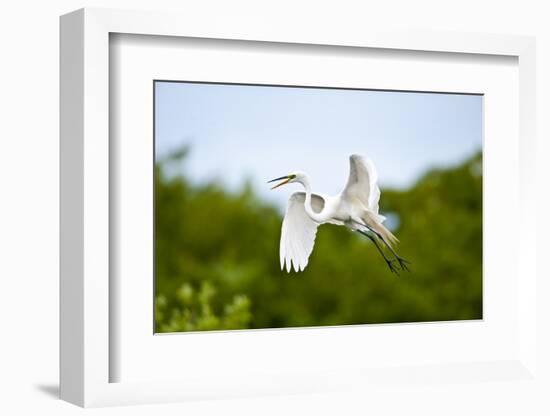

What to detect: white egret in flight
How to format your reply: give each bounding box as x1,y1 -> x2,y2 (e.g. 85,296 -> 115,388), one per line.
268,154 -> 410,275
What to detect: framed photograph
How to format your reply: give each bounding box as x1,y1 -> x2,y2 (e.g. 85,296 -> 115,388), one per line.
60,8 -> 538,407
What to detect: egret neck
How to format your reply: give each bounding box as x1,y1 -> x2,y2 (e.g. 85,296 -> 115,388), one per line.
297,175 -> 326,223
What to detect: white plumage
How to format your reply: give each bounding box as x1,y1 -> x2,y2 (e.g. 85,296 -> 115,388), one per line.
344,155 -> 383,220
279,192 -> 324,272
269,154 -> 408,274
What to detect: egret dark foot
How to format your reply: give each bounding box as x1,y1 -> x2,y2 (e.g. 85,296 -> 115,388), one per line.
385,259 -> 401,276
397,257 -> 411,272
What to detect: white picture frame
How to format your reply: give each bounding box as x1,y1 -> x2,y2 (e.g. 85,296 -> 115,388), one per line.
60,7 -> 537,407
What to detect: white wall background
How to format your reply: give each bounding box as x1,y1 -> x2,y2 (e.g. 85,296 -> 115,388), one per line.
0,1 -> 548,415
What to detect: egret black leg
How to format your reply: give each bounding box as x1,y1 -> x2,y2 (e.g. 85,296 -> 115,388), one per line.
356,229 -> 400,275
368,228 -> 411,272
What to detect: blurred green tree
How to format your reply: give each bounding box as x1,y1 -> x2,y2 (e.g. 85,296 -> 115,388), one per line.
155,149 -> 482,332
156,281 -> 251,332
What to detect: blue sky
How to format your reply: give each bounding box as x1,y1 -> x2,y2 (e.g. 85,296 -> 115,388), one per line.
155,82 -> 482,210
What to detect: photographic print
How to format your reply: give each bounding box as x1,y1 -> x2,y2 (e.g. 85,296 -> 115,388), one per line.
154,81 -> 482,333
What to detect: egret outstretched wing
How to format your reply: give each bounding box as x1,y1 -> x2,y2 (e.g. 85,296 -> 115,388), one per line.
280,192 -> 325,272
343,154 -> 382,216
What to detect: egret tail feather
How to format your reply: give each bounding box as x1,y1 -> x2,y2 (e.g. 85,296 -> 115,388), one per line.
363,212 -> 399,247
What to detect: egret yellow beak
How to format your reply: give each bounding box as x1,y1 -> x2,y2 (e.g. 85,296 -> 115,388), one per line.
268,175 -> 291,190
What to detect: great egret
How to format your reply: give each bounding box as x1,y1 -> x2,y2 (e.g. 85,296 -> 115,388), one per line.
268,154 -> 410,274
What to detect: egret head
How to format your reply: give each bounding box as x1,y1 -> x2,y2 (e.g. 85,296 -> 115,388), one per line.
268,172 -> 306,190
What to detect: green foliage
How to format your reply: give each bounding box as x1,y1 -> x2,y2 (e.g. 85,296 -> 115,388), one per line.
155,149 -> 482,332
156,281 -> 251,332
